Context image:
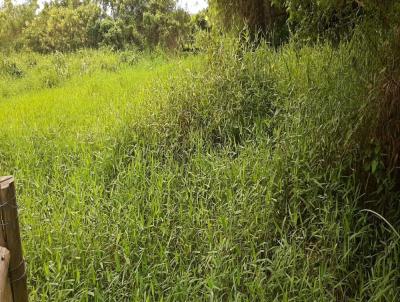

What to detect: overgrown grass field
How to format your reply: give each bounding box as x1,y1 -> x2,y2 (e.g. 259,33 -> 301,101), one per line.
0,38 -> 399,301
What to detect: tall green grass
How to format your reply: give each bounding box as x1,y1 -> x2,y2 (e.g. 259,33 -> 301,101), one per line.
0,37 -> 399,301
0,49 -> 168,100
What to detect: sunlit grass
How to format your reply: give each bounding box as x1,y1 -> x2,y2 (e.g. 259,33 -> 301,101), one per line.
0,43 -> 399,301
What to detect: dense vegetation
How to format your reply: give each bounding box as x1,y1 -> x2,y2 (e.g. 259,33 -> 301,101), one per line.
0,0 -> 399,301
0,0 -> 195,52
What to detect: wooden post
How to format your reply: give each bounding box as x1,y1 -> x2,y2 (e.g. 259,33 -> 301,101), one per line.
0,176 -> 28,302
0,247 -> 12,301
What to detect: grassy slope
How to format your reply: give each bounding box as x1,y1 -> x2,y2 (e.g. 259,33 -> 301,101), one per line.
0,43 -> 399,301
0,56 -> 199,300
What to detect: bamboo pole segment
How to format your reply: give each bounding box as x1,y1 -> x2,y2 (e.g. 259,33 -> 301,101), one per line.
0,247 -> 13,302
0,176 -> 28,302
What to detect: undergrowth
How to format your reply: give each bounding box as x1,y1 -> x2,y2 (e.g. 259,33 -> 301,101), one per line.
0,32 -> 399,301
0,48 -> 168,100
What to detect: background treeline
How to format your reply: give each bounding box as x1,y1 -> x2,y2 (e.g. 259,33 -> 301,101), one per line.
3,0 -> 398,54
0,0 -> 210,52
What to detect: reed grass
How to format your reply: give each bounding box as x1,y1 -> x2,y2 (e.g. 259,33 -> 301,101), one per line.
0,37 -> 398,301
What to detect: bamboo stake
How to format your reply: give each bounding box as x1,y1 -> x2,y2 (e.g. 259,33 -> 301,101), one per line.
0,176 -> 28,302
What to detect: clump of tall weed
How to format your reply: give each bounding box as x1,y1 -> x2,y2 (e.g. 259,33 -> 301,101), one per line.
140,36 -> 278,159
129,33 -> 400,300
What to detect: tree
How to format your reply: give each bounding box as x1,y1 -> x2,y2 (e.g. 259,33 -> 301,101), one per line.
1,0 -> 192,52
209,0 -> 287,38
99,0 -> 191,49
142,0 -> 190,48
0,0 -> 37,51
23,2 -> 101,52
209,0 -> 400,43
93,17 -> 144,49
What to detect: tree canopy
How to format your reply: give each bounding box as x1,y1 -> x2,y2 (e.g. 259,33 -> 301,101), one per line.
209,0 -> 400,43
0,0 -> 193,52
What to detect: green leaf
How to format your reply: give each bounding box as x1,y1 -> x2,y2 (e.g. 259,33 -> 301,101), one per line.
371,159 -> 378,174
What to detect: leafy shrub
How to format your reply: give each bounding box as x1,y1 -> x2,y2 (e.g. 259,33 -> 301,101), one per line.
23,3 -> 101,53
92,18 -> 144,50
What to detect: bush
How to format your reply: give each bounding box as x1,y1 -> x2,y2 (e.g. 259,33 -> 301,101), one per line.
92,18 -> 144,50
23,3 -> 101,53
